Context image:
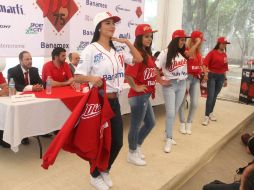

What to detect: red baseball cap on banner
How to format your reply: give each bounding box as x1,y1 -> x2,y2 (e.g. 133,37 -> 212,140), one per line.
135,24 -> 158,37
93,12 -> 121,27
172,30 -> 189,39
191,31 -> 205,41
217,37 -> 230,44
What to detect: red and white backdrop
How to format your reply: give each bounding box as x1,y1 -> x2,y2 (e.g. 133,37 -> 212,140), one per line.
0,0 -> 144,57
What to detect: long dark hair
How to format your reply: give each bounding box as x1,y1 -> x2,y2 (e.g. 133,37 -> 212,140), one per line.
242,168 -> 254,190
214,42 -> 227,52
134,34 -> 153,64
91,22 -> 116,50
166,38 -> 187,69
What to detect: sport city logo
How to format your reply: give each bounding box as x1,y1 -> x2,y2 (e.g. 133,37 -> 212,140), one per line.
115,5 -> 130,12
36,0 -> 78,32
26,23 -> 43,34
81,104 -> 101,120
136,6 -> 142,18
0,3 -> 24,15
77,41 -> 90,51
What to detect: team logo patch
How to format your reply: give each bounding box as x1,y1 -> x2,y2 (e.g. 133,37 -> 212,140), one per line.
94,53 -> 103,64
81,103 -> 101,119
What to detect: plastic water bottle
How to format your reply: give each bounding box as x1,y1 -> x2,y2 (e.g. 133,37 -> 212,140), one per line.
8,78 -> 15,97
46,76 -> 52,95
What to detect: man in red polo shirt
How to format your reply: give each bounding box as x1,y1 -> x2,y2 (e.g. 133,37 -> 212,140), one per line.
42,47 -> 74,87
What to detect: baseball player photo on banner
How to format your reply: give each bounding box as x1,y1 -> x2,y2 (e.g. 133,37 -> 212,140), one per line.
0,0 -> 144,57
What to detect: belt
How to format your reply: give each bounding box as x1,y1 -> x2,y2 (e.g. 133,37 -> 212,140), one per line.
106,92 -> 118,99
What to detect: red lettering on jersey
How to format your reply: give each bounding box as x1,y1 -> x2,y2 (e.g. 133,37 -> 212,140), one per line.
168,59 -> 187,72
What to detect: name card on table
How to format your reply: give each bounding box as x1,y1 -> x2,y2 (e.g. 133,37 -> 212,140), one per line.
11,94 -> 36,103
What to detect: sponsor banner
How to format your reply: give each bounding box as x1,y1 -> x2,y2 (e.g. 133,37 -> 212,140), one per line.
0,0 -> 144,57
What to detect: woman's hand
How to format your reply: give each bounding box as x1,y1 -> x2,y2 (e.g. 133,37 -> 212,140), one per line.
91,76 -> 103,87
133,84 -> 147,93
111,37 -> 128,44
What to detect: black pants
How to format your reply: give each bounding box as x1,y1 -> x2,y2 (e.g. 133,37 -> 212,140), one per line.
205,72 -> 225,116
91,98 -> 123,177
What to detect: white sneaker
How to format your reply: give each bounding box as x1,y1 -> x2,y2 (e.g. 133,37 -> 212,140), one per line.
172,139 -> 177,145
100,172 -> 113,188
186,123 -> 192,135
164,138 -> 172,153
164,134 -> 177,145
202,116 -> 209,126
137,146 -> 145,159
90,175 -> 109,190
180,123 -> 187,134
127,152 -> 146,166
209,113 -> 217,121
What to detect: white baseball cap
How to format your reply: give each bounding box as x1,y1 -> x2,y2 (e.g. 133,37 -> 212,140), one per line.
93,12 -> 121,27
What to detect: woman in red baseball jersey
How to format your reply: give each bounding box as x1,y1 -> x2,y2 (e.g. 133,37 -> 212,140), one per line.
178,31 -> 205,135
202,37 -> 230,126
125,24 -> 157,166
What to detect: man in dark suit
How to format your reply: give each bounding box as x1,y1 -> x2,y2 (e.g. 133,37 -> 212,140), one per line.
68,52 -> 80,76
8,51 -> 44,145
8,51 -> 44,92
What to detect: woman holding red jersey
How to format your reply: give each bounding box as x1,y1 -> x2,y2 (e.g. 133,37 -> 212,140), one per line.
202,37 -> 230,126
125,24 -> 157,166
178,31 -> 204,135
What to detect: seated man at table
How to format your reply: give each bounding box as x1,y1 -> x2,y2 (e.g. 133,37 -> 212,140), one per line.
68,52 -> 80,76
0,72 -> 10,148
8,51 -> 44,145
42,47 -> 74,87
8,51 -> 44,92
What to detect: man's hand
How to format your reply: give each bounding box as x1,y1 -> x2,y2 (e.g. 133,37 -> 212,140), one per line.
32,84 -> 43,92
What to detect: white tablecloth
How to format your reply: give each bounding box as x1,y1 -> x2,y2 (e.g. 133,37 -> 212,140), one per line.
0,83 -> 164,152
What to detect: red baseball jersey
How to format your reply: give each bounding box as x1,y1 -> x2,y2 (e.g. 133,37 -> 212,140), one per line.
42,84 -> 115,173
187,51 -> 203,77
125,56 -> 156,98
204,50 -> 228,74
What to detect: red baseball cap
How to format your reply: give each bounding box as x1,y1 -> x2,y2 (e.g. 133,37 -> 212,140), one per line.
135,24 -> 158,37
191,31 -> 205,41
172,30 -> 189,39
217,37 -> 230,44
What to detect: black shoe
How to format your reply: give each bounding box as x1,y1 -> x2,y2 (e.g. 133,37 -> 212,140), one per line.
21,138 -> 30,145
0,139 -> 10,148
40,134 -> 52,138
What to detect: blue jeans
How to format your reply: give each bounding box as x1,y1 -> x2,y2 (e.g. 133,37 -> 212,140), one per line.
163,79 -> 186,138
179,75 -> 200,123
205,72 -> 225,116
128,93 -> 155,151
